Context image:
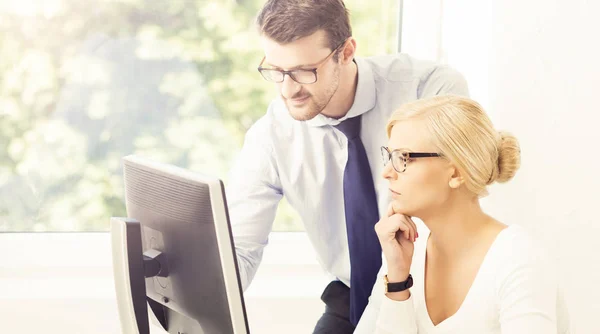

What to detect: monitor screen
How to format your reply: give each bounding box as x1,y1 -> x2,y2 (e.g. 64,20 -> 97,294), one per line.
111,155 -> 250,334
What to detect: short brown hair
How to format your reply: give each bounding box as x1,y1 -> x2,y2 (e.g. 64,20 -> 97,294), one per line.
256,0 -> 352,51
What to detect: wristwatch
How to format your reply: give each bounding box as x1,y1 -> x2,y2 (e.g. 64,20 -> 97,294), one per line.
383,274 -> 413,293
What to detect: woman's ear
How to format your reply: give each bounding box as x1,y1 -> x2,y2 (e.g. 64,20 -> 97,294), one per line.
448,167 -> 465,189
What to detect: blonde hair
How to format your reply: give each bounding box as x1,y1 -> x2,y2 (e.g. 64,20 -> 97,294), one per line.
386,95 -> 521,196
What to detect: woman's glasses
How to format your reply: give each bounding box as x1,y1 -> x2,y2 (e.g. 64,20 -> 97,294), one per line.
381,146 -> 442,173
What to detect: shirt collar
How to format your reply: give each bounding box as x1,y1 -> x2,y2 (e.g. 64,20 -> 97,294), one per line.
304,57 -> 377,127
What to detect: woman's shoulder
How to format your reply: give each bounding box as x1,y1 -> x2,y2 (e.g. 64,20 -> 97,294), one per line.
490,224 -> 555,280
493,224 -> 546,257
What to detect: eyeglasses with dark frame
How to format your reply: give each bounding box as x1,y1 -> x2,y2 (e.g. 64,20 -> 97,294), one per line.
257,39 -> 348,84
381,146 -> 442,173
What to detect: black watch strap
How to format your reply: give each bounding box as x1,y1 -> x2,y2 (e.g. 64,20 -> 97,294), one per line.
385,274 -> 413,293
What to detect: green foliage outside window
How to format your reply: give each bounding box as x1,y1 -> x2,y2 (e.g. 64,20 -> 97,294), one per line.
0,0 -> 398,232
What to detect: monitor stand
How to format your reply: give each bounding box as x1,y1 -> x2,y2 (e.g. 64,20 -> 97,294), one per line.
111,217 -> 168,334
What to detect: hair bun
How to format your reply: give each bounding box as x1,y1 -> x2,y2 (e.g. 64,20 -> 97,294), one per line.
495,131 -> 521,183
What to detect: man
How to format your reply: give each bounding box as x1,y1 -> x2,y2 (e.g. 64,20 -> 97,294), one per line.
226,0 -> 469,332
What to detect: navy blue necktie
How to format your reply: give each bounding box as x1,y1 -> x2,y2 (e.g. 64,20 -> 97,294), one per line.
335,115 -> 382,326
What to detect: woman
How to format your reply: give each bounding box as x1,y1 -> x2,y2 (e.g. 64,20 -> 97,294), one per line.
373,95 -> 568,333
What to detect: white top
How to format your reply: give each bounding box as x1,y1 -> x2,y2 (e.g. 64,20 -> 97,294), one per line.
365,224 -> 571,334
227,54 -> 469,290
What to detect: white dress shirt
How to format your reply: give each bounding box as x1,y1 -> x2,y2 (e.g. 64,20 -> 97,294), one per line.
226,54 -> 468,304
367,224 -> 571,334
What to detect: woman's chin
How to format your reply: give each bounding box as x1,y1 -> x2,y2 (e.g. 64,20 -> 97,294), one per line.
391,200 -> 411,216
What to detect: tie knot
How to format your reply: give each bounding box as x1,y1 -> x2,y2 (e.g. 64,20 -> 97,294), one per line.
335,115 -> 362,139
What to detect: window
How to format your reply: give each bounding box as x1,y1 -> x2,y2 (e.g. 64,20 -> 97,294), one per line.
0,0 -> 399,232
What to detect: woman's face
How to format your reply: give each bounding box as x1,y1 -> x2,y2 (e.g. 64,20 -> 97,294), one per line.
382,119 -> 456,217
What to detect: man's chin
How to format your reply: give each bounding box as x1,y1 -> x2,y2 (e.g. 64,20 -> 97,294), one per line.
286,104 -> 320,121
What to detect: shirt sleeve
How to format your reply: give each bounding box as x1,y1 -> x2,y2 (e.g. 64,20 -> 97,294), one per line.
418,64 -> 470,98
226,116 -> 283,290
375,294 -> 419,334
355,257 -> 419,334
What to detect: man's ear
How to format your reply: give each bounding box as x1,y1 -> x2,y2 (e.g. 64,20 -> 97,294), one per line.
448,167 -> 465,189
340,38 -> 357,64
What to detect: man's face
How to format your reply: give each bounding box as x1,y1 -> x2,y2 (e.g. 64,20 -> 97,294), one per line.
260,30 -> 342,121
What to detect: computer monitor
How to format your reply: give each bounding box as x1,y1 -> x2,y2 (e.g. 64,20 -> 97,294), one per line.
110,155 -> 250,334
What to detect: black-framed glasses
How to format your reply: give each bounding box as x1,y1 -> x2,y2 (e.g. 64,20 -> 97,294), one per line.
381,146 -> 442,173
257,39 -> 348,84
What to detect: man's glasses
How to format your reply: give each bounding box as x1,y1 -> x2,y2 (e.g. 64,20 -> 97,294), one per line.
381,146 -> 442,173
257,39 -> 348,84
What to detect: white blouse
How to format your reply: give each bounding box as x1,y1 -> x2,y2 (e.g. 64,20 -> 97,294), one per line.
371,224 -> 570,334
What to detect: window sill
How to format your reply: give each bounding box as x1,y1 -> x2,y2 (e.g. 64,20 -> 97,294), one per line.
0,232 -> 328,333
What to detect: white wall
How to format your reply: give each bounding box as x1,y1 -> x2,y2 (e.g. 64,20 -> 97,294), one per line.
488,3 -> 599,332
403,0 -> 599,332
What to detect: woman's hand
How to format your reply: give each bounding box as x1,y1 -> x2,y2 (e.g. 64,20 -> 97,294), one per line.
375,202 -> 418,280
